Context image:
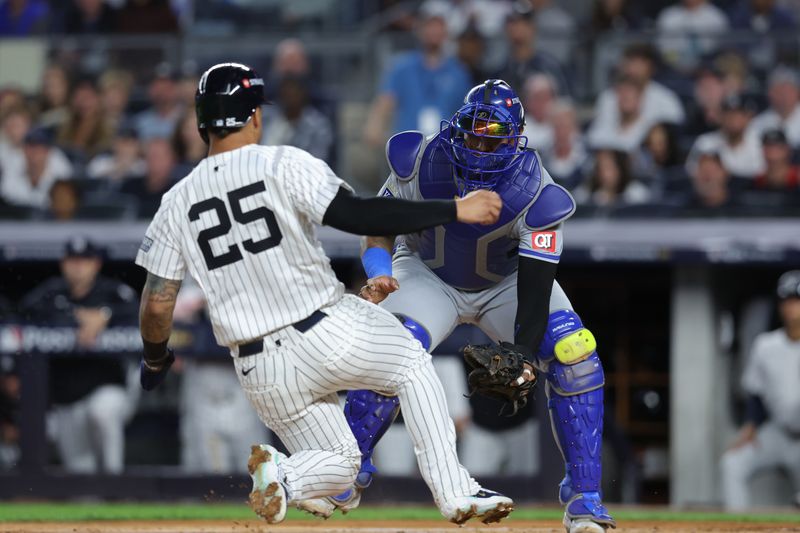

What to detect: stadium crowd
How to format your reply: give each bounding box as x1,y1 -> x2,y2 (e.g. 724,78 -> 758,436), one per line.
1,0 -> 800,221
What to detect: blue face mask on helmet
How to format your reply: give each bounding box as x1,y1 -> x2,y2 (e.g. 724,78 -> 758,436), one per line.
442,79 -> 527,195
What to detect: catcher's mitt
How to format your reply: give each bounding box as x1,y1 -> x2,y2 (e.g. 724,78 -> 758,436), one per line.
463,342 -> 534,416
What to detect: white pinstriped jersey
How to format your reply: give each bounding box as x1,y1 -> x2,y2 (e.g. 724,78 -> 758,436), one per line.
135,144 -> 350,346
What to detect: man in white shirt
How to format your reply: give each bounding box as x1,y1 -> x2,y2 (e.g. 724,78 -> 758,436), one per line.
0,128 -> 72,210
587,74 -> 652,152
657,0 -> 730,72
522,73 -> 557,151
686,93 -> 765,178
749,67 -> 800,148
592,44 -> 685,137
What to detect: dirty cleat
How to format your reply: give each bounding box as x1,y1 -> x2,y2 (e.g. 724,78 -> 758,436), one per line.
441,489 -> 514,525
562,492 -> 616,532
247,444 -> 287,524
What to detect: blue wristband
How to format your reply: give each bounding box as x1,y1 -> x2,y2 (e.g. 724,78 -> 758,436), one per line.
361,247 -> 392,279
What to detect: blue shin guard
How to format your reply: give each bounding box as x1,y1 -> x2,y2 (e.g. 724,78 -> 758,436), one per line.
343,390 -> 400,488
539,310 -> 615,528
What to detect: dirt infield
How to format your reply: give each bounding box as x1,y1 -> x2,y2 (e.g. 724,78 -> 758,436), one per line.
2,520 -> 800,533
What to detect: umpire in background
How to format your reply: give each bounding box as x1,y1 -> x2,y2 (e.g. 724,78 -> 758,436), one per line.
720,271 -> 800,509
20,237 -> 139,473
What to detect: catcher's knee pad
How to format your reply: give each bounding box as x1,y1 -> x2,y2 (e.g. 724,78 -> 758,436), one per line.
394,314 -> 431,351
538,309 -> 597,366
343,390 -> 400,487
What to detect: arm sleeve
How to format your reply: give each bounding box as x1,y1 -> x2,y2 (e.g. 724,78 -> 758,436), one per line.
283,148 -> 353,225
741,337 -> 767,396
513,255 -> 558,357
135,194 -> 187,281
322,187 -> 457,236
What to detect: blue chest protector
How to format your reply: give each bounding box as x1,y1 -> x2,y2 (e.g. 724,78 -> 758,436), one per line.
390,131 -> 546,290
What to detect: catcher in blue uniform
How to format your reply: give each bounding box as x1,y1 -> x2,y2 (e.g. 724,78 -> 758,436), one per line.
299,80 -> 616,533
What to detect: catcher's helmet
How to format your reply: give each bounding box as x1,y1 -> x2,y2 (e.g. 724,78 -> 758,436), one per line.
442,79 -> 527,193
195,62 -> 266,143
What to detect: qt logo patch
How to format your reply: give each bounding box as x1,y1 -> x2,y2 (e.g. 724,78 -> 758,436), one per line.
531,231 -> 556,253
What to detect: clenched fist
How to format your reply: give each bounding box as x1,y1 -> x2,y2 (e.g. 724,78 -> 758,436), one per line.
455,190 -> 502,225
358,275 -> 399,304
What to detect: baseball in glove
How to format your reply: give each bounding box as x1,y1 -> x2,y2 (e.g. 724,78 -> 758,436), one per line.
463,342 -> 535,416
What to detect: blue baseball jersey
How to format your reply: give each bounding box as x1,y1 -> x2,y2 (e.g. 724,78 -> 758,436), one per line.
379,131 -> 576,291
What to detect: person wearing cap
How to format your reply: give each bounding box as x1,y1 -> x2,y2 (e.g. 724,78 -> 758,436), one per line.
753,129 -> 800,191
721,271 -> 800,510
750,67 -> 800,148
19,237 -> 138,473
497,2 -> 569,97
86,123 -> 145,182
686,93 -> 766,179
134,62 -> 184,141
0,127 -> 72,210
363,0 -> 471,147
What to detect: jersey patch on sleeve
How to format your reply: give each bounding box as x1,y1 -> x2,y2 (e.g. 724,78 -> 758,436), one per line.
140,236 -> 154,253
381,188 -> 394,197
531,231 -> 557,253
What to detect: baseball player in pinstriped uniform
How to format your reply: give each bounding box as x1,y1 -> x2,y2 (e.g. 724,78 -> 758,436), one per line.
135,62 -> 515,525
721,271 -> 800,510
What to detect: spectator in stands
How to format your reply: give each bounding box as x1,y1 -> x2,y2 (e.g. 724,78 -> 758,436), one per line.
20,237 -> 138,473
171,111 -> 206,169
441,0 -> 511,40
592,44 -> 685,137
721,270 -> 800,511
98,69 -> 134,134
0,87 -> 26,118
685,63 -> 727,136
114,0 -> 178,33
363,1 -> 471,145
134,63 -> 183,141
0,0 -> 49,35
63,0 -> 117,34
683,148 -> 737,211
0,128 -> 72,210
528,0 -> 576,64
120,137 -> 177,218
47,179 -> 81,221
498,2 -> 569,96
574,148 -> 650,206
753,129 -> 800,191
687,93 -> 765,178
588,0 -> 645,33
522,73 -> 556,151
261,76 -> 333,162
632,123 -> 683,189
86,124 -> 144,182
656,0 -> 729,73
0,105 -> 31,161
37,63 -> 71,130
729,0 -> 796,72
271,38 -> 311,79
456,24 -> 490,86
587,73 -> 651,152
176,62 -> 199,109
56,76 -> 113,160
749,67 -> 800,148
541,99 -> 588,190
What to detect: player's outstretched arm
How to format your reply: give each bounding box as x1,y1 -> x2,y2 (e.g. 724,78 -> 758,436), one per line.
138,271 -> 182,391
321,187 -> 501,236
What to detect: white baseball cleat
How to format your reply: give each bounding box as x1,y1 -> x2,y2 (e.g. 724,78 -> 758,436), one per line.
441,489 -> 514,525
564,516 -> 609,533
295,487 -> 362,519
247,444 -> 287,524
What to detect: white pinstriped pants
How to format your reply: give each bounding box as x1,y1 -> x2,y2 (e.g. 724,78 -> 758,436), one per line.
232,294 -> 479,507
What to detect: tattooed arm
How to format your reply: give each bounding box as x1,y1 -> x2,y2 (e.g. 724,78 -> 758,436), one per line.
139,272 -> 182,389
